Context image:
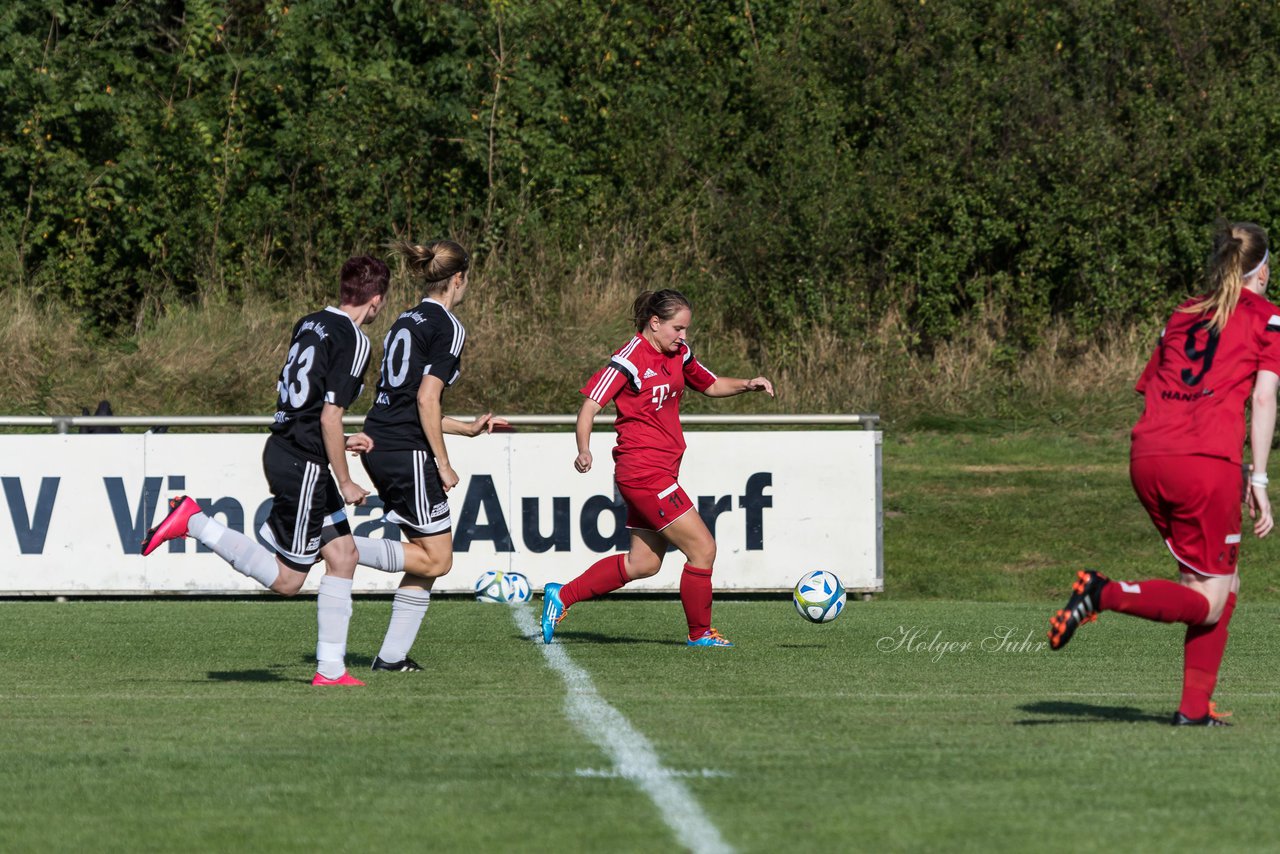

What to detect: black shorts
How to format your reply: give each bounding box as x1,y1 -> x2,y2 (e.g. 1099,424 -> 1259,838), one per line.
259,437 -> 351,570
362,448 -> 451,538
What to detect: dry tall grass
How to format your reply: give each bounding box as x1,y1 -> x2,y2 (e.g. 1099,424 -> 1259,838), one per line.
0,242 -> 1157,430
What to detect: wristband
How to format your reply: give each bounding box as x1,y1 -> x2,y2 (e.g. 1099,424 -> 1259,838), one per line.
1251,472 -> 1269,488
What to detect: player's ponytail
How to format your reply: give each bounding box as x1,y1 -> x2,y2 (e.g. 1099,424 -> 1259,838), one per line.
1182,221 -> 1268,333
632,289 -> 692,331
392,239 -> 470,294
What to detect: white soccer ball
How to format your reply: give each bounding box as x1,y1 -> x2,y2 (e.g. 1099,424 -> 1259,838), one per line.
501,572 -> 532,604
474,570 -> 505,604
793,570 -> 847,624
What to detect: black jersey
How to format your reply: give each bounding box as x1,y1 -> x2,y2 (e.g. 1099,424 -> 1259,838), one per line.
269,307 -> 373,463
363,298 -> 466,452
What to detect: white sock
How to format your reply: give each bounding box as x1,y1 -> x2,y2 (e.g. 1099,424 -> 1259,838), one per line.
377,588 -> 431,664
316,575 -> 354,680
188,512 -> 280,589
354,536 -> 405,573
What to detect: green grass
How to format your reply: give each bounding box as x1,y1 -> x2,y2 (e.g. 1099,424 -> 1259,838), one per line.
883,429 -> 1280,601
4,597 -> 1280,853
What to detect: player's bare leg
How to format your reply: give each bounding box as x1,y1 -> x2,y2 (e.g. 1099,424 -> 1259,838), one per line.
371,532 -> 452,671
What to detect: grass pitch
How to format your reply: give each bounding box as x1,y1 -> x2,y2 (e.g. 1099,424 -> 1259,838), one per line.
4,596 -> 1280,853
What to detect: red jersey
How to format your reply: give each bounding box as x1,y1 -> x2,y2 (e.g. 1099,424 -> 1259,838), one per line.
581,335 -> 718,482
1131,289 -> 1280,463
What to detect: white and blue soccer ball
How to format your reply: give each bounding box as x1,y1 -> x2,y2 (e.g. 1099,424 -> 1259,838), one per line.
793,570 -> 847,624
474,570 -> 505,604
475,570 -> 533,604
501,572 -> 532,604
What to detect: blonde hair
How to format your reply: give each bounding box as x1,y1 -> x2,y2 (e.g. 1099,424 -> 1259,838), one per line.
1181,221 -> 1268,333
391,239 -> 470,295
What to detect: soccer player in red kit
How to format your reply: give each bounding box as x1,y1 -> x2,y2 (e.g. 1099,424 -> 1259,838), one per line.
540,289 -> 775,647
1049,221 -> 1279,725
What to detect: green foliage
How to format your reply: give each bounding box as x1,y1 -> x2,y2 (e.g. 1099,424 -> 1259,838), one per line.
6,0 -> 1280,350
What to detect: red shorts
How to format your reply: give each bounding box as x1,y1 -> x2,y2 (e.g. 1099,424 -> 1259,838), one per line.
1130,454 -> 1243,577
616,476 -> 695,532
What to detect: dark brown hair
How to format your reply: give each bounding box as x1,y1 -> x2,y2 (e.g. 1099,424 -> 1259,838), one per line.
392,239 -> 470,295
339,255 -> 391,305
632,289 -> 691,331
1181,221 -> 1269,333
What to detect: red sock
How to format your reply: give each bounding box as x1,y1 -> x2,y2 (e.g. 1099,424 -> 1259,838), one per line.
680,564 -> 713,640
560,554 -> 628,608
1179,592 -> 1236,719
1098,579 -> 1210,624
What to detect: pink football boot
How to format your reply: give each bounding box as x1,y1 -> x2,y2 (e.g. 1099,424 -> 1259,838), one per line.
140,496 -> 203,556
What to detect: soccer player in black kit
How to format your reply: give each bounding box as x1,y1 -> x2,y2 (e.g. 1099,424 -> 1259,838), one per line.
142,255 -> 391,686
349,239 -> 505,671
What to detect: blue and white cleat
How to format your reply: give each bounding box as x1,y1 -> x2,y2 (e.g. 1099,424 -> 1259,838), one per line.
541,582 -> 566,644
687,628 -> 734,648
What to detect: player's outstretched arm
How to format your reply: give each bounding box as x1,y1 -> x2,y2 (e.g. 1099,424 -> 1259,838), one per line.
703,376 -> 775,398
443,412 -> 511,437
321,403 -> 370,505
345,431 -> 374,454
575,398 -> 603,473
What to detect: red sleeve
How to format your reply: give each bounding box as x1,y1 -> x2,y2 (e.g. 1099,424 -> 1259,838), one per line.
580,362 -> 629,406
1258,308 -> 1280,376
682,345 -> 717,393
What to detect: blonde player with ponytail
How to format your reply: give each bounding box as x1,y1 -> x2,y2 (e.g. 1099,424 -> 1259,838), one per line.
1049,221 -> 1280,726
351,239 -> 507,672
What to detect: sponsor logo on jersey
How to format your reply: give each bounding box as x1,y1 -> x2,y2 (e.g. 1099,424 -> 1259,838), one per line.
403,310 -> 429,325
643,368 -> 658,379
651,383 -> 671,410
298,320 -> 328,339
1161,389 -> 1210,402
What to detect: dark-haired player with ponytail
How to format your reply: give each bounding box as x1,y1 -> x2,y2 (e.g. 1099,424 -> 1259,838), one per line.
1049,221 -> 1280,725
351,239 -> 507,672
142,255 -> 391,686
541,289 -> 774,647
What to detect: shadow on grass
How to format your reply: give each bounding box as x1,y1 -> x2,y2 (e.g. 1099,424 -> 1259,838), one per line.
206,669 -> 290,682
1015,700 -> 1168,725
546,631 -> 676,646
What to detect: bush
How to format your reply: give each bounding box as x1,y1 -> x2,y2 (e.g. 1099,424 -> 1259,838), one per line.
5,0 -> 1280,357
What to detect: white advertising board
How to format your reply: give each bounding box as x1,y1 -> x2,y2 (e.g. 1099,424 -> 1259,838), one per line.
0,431 -> 881,595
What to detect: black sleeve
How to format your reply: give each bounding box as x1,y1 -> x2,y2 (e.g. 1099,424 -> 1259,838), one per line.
419,321 -> 464,387
326,329 -> 370,409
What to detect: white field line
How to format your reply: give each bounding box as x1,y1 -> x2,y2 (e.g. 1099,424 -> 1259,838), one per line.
511,606 -> 733,854
575,767 -> 733,780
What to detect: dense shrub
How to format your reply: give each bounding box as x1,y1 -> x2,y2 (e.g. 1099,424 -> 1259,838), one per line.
5,0 -> 1280,351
